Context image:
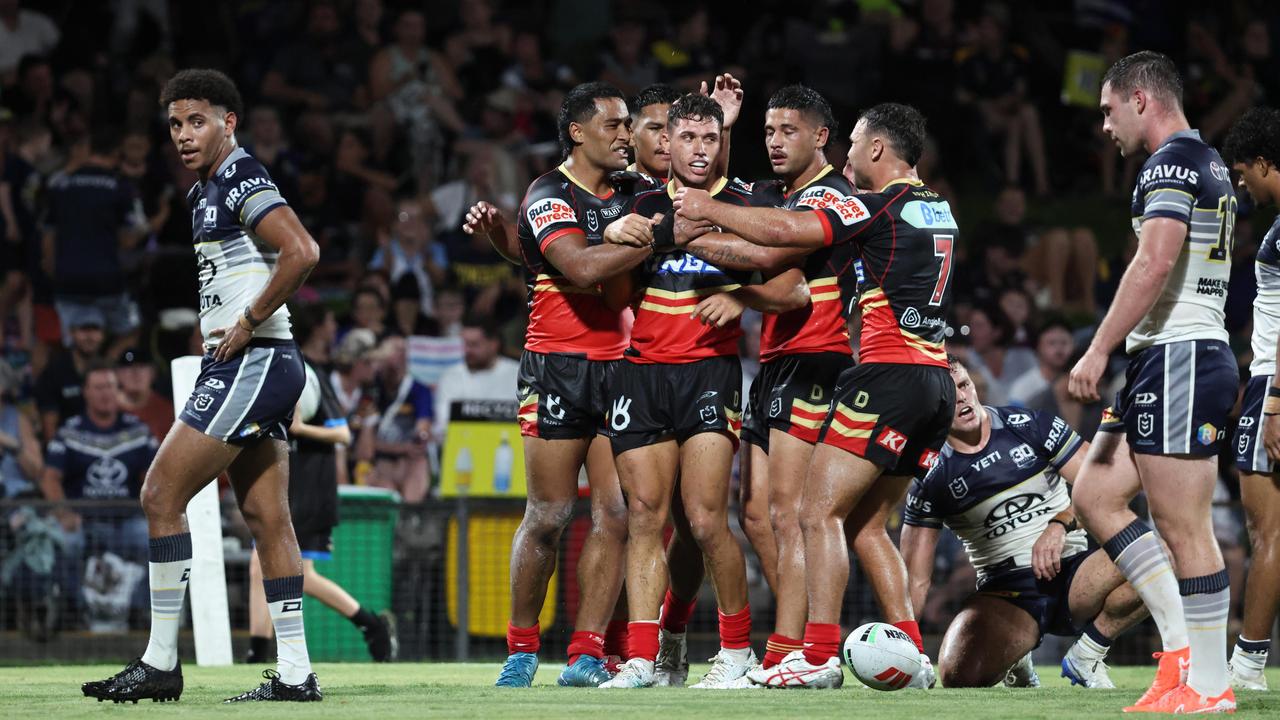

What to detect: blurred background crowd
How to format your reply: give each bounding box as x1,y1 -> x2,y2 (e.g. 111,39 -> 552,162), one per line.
0,0 -> 1277,661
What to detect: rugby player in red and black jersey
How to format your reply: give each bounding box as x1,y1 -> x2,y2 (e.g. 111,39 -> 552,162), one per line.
600,93 -> 808,689
467,81 -> 661,688
675,103 -> 957,688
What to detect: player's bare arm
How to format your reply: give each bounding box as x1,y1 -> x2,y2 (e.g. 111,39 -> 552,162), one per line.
674,187 -> 827,248
541,227 -> 652,290
684,231 -> 810,273
1068,218 -> 1184,402
1030,445 -> 1088,581
729,267 -> 808,314
463,200 -> 521,265
212,206 -> 319,362
900,523 -> 940,623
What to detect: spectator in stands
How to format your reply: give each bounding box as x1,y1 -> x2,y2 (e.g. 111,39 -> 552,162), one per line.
43,127 -> 146,359
0,359 -> 41,497
652,5 -> 717,89
114,347 -> 173,441
243,105 -> 301,203
998,286 -> 1036,347
0,0 -> 60,81
369,195 -> 446,317
432,285 -> 465,339
260,0 -> 364,112
330,328 -> 378,420
1007,317 -> 1075,406
35,306 -> 105,440
955,5 -> 1049,195
598,17 -> 658,98
387,274 -> 438,338
432,316 -> 518,437
356,336 -> 432,502
956,303 -> 1035,406
501,30 -> 576,97
347,286 -> 388,340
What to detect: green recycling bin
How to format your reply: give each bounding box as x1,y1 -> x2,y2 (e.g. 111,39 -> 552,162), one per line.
303,486 -> 401,661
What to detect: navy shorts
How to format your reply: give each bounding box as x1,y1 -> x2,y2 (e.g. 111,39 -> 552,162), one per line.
1235,374 -> 1274,474
976,547 -> 1096,644
179,339 -> 305,445
1115,340 -> 1238,456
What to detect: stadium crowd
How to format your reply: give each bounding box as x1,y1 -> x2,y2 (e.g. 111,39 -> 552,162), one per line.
0,0 -> 1275,668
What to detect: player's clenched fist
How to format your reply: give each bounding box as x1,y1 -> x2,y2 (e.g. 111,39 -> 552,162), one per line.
1067,347 -> 1107,403
463,201 -> 502,237
603,213 -> 657,247
674,215 -> 715,247
672,187 -> 713,221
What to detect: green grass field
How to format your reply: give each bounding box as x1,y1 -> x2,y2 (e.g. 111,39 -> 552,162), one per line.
1,663 -> 1276,718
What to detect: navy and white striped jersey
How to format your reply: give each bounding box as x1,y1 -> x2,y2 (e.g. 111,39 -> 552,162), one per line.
46,413 -> 157,502
1127,129 -> 1236,352
1251,216 -> 1280,376
187,148 -> 291,347
903,406 -> 1086,581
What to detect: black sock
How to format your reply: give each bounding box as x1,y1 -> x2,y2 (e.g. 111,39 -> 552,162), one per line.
248,635 -> 272,662
349,606 -> 378,630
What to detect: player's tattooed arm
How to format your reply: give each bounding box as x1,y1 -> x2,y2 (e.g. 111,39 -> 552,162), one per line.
545,221 -> 653,289
1069,217 -> 1184,402
212,206 -> 319,362
674,188 -> 826,248
463,201 -> 521,265
684,231 -> 809,274
729,267 -> 808,313
900,523 -> 940,619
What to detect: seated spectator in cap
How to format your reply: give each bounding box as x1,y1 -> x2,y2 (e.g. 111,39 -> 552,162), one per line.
432,316 -> 519,438
330,328 -> 379,420
0,359 -> 41,498
368,195 -> 446,316
43,126 -> 147,360
35,306 -> 105,440
115,346 -> 173,441
355,336 -> 432,502
387,274 -> 440,338
1007,318 -> 1075,407
40,363 -> 156,615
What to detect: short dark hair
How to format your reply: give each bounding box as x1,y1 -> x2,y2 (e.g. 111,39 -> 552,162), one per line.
159,69 -> 244,117
667,93 -> 723,132
946,353 -> 966,372
768,85 -> 837,141
1223,106 -> 1280,167
82,359 -> 117,385
353,286 -> 386,309
557,81 -> 626,157
462,314 -> 501,340
858,103 -> 927,166
1102,51 -> 1183,109
631,84 -> 681,117
1034,316 -> 1074,347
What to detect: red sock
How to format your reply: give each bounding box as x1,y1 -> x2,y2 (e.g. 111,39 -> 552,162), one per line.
507,622 -> 541,655
566,630 -> 604,665
661,590 -> 697,634
628,621 -> 660,662
604,619 -> 629,658
763,632 -> 804,668
893,620 -> 925,654
802,622 -> 841,666
718,604 -> 751,649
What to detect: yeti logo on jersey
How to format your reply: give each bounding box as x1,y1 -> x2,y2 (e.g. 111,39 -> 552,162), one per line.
831,196 -> 870,225
192,393 -> 215,413
1138,413 -> 1154,438
586,209 -> 599,232
1009,443 -> 1036,470
545,394 -> 566,420
1135,393 -> 1157,406
948,476 -> 968,499
610,396 -> 632,431
984,493 -> 1049,539
794,185 -> 851,210
526,198 -> 577,231
877,427 -> 907,455
1005,413 -> 1030,426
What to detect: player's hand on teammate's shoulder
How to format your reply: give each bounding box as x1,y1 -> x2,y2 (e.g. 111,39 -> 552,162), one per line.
692,292 -> 744,328
603,213 -> 657,248
673,187 -> 712,221
1067,347 -> 1107,403
463,201 -> 502,237
701,73 -> 743,129
1031,521 -> 1066,581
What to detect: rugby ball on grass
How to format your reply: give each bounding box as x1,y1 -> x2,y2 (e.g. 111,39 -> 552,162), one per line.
843,622 -> 922,690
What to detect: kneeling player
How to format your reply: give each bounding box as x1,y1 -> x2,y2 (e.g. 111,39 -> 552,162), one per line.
901,357 -> 1148,688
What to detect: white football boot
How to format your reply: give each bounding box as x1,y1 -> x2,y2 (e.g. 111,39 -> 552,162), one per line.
1004,652 -> 1042,688
690,648 -> 758,689
745,650 -> 844,689
599,658 -> 655,688
907,654 -> 937,689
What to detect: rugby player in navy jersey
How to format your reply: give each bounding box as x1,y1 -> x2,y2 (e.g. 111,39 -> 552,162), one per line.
1223,106 -> 1280,691
81,69 -> 322,703
600,93 -> 808,689
468,82 -> 661,689
901,356 -> 1147,689
1067,52 -> 1238,713
675,103 -> 955,688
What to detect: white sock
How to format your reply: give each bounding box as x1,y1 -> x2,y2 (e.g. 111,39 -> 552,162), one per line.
140,533 -> 192,672
265,575 -> 313,685
1072,625 -> 1111,664
1232,637 -> 1269,673
1181,571 -> 1230,697
721,646 -> 753,662
1104,521 -> 1188,650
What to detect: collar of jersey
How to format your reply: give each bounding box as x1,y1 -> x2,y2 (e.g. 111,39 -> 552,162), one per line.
1157,128 -> 1202,150
213,147 -> 249,179
879,176 -> 923,192
784,164 -> 834,198
558,162 -> 614,200
666,176 -> 729,199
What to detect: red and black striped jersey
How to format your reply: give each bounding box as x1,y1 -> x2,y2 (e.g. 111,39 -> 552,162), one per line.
755,166 -> 858,363
627,177 -> 755,364
516,163 -> 632,360
810,178 -> 957,368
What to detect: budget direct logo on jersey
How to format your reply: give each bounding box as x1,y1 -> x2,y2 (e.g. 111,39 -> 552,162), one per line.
527,198 -> 577,230
794,186 -> 851,210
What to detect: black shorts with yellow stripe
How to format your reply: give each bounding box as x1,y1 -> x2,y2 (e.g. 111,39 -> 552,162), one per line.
742,351 -> 855,452
607,355 -> 742,455
517,350 -> 619,440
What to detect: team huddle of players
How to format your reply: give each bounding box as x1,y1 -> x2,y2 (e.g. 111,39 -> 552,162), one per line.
464,50 -> 1280,712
